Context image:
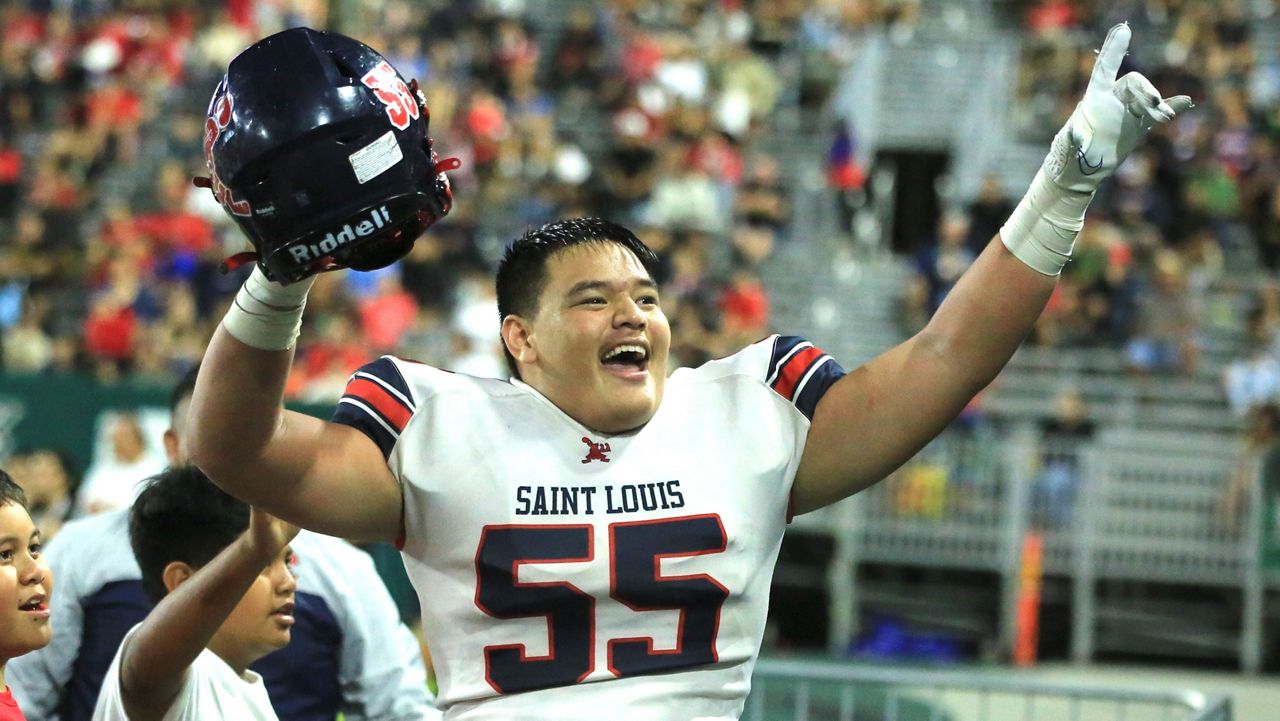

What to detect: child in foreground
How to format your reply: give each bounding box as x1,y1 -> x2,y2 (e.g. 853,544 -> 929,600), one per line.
92,465 -> 297,721
0,468 -> 53,721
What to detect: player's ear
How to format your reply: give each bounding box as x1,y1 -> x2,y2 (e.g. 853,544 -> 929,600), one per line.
162,429 -> 181,465
162,561 -> 195,593
501,314 -> 537,367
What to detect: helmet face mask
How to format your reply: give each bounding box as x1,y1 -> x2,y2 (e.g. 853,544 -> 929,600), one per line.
203,28 -> 455,285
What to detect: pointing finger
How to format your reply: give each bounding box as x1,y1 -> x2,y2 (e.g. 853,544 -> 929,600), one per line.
1091,22 -> 1132,89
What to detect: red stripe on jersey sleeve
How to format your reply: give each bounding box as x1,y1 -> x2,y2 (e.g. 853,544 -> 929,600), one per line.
345,377 -> 413,432
771,346 -> 824,401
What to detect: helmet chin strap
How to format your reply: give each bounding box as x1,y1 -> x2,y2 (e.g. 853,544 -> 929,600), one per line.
195,177 -> 266,276
219,251 -> 260,274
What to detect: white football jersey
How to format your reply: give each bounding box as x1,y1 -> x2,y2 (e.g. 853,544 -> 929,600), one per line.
332,336 -> 845,720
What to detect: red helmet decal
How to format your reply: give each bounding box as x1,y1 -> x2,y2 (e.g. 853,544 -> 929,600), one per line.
361,61 -> 420,131
203,85 -> 252,217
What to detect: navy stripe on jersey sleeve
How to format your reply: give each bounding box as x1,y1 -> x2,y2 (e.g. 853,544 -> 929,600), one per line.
766,335 -> 847,421
791,355 -> 846,420
330,356 -> 417,459
765,335 -> 809,383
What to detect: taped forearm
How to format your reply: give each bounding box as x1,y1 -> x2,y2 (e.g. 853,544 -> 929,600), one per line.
221,267 -> 317,351
999,166 -> 1094,277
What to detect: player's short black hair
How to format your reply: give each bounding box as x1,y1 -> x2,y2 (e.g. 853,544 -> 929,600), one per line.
130,465 -> 249,604
0,468 -> 28,510
169,365 -> 200,417
495,217 -> 660,378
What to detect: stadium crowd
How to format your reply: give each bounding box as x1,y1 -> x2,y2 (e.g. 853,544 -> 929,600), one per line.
0,0 -> 919,395
902,0 -> 1280,390
0,0 -> 927,522
1024,0 -> 1279,386
3,0 -> 1279,526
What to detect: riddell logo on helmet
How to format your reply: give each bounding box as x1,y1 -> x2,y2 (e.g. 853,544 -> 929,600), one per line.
289,206 -> 392,263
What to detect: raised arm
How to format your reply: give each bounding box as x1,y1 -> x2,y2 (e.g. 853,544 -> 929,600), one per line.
119,510 -> 297,720
187,29 -> 454,544
792,23 -> 1193,513
187,272 -> 402,542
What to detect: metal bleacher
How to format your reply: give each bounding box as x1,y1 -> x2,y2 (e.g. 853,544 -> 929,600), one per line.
785,429 -> 1271,672
759,0 -> 1278,675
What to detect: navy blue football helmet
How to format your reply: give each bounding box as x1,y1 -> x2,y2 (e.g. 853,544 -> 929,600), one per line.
201,27 -> 456,285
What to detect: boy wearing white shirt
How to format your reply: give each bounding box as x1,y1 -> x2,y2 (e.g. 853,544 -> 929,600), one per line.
91,466 -> 296,721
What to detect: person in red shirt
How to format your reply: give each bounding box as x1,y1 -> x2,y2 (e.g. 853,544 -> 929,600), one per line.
0,469 -> 55,721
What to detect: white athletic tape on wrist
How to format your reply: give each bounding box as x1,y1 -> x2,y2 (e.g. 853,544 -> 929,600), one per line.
221,267 -> 316,351
1000,167 -> 1095,276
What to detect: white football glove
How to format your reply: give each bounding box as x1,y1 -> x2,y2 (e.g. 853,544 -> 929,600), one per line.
1001,22 -> 1194,275
1046,22 -> 1194,193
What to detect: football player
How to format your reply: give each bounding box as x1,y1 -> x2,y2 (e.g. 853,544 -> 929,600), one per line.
187,25 -> 1190,720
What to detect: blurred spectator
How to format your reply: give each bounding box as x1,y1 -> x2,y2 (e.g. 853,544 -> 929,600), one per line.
74,412 -> 164,516
1032,386 -> 1095,528
8,449 -> 76,541
965,174 -> 1013,255
1125,250 -> 1201,375
1224,286 -> 1280,415
733,222 -> 777,269
1222,403 -> 1280,528
717,42 -> 782,133
719,263 -> 770,349
449,270 -> 506,377
547,8 -> 605,102
3,304 -> 55,372
648,141 -> 722,232
0,133 -> 21,221
827,120 -> 867,239
1026,0 -> 1081,37
914,209 -> 975,314
293,305 -> 370,403
358,273 -> 420,353
737,154 -> 789,232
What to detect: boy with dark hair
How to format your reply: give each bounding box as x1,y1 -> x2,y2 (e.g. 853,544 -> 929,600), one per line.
9,366 -> 435,721
91,466 -> 296,720
0,469 -> 52,721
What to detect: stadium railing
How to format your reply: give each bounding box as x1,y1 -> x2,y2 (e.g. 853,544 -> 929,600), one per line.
746,657 -> 1234,721
788,429 -> 1271,671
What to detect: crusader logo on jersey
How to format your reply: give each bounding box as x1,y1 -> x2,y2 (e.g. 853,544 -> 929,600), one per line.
580,437 -> 611,464
361,61 -> 419,131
